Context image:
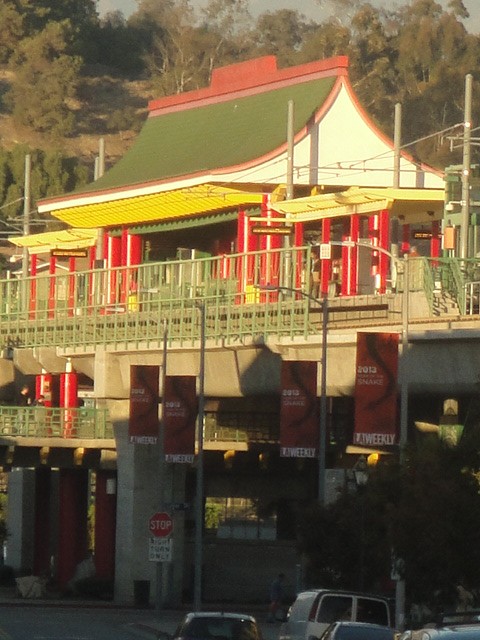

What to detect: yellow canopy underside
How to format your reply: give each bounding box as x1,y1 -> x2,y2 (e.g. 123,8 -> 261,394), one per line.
10,228 -> 98,255
271,187 -> 445,222
48,184 -> 264,228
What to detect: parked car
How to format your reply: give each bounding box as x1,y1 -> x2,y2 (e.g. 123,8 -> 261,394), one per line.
171,612 -> 263,640
279,589 -> 393,640
400,625 -> 480,640
399,610 -> 480,640
319,621 -> 395,640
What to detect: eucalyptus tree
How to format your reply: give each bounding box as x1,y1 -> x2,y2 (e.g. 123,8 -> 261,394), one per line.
6,20 -> 82,136
0,0 -> 26,63
391,0 -> 480,166
251,9 -> 312,67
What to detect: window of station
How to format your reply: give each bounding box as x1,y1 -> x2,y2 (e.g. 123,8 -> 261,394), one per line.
205,496 -> 277,540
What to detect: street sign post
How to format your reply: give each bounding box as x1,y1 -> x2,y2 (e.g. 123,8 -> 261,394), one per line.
149,537 -> 173,562
149,511 -> 173,538
149,512 -> 173,563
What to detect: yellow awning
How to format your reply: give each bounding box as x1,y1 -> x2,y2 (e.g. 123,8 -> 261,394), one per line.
10,228 -> 98,255
271,187 -> 445,223
46,184 -> 264,229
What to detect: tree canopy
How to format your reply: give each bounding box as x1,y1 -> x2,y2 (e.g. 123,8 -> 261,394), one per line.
297,427 -> 480,621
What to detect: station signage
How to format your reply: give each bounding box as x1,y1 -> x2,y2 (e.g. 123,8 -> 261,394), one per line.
251,225 -> 292,235
51,248 -> 89,258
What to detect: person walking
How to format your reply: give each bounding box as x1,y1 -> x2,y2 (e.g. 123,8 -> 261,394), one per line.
268,573 -> 286,622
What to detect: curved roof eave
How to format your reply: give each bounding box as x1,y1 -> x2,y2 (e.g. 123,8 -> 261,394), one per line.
38,73 -> 338,213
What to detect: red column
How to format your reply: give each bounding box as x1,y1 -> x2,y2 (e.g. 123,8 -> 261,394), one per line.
60,368 -> 78,437
36,373 -> 53,406
88,246 -> 96,313
260,195 -> 281,287
340,219 -> 352,296
320,219 -> 331,296
237,206 -> 259,299
401,224 -> 410,255
67,257 -> 76,317
431,221 -> 441,259
106,234 -> 121,306
121,232 -> 141,304
343,214 -> 360,296
29,254 -> 38,319
378,210 -> 390,294
34,468 -> 51,577
57,469 -> 89,590
294,222 -> 304,289
48,256 -> 56,319
94,471 -> 117,580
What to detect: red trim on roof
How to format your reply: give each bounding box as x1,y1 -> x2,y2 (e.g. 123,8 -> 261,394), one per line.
148,55 -> 349,116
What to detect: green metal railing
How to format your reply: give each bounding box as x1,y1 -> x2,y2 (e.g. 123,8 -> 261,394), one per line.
0,248 -> 479,351
0,406 -> 113,439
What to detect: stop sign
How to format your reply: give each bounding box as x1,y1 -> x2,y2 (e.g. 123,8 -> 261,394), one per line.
149,512 -> 173,538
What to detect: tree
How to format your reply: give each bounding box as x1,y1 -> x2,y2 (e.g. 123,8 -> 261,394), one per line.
251,10 -> 310,67
0,0 -> 26,63
297,427 -> 480,615
390,0 -> 480,166
6,21 -> 82,136
347,4 -> 397,126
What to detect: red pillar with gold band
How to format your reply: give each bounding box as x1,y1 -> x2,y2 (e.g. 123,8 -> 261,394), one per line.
60,361 -> 78,438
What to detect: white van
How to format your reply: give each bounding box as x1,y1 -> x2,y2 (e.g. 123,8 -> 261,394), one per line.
279,589 -> 393,640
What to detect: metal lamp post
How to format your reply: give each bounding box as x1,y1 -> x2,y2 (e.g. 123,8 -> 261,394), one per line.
193,302 -> 206,611
353,455 -> 369,591
258,284 -> 328,506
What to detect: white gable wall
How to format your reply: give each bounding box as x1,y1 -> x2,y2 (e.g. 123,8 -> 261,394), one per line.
216,80 -> 444,190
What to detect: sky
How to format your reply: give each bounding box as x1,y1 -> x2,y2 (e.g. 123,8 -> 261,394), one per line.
97,0 -> 480,33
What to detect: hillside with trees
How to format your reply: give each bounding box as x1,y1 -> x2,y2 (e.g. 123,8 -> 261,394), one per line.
0,0 -> 479,230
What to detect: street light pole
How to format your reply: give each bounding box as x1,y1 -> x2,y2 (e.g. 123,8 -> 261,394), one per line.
257,284 -> 328,506
193,302 -> 206,611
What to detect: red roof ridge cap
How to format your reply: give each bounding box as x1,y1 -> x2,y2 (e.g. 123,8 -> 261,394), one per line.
148,55 -> 349,113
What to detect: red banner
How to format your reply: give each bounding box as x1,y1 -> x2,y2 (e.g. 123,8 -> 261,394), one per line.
353,332 -> 399,447
129,365 -> 160,445
164,375 -> 197,463
280,361 -> 318,458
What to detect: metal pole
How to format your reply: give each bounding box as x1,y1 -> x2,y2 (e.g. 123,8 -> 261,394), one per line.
460,73 -> 472,259
22,154 -> 31,312
193,302 -> 206,611
395,256 -> 409,632
286,100 -> 294,201
318,295 -> 328,506
393,103 -> 402,189
156,320 -> 168,615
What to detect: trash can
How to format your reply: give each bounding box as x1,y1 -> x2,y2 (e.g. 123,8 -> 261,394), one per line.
133,580 -> 150,608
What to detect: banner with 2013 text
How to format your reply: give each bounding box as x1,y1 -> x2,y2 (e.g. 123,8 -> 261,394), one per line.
163,375 -> 197,463
129,365 -> 160,445
353,332 -> 399,447
280,360 -> 318,458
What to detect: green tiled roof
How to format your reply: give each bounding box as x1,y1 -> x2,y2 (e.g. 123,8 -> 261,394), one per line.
81,76 -> 336,194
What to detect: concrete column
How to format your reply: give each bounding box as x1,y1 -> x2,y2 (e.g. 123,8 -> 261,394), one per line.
94,470 -> 116,580
34,468 -> 51,576
109,397 -> 186,606
6,469 -> 36,574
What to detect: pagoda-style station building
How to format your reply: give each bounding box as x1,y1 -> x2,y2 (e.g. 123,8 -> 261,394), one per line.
2,54 -> 465,608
